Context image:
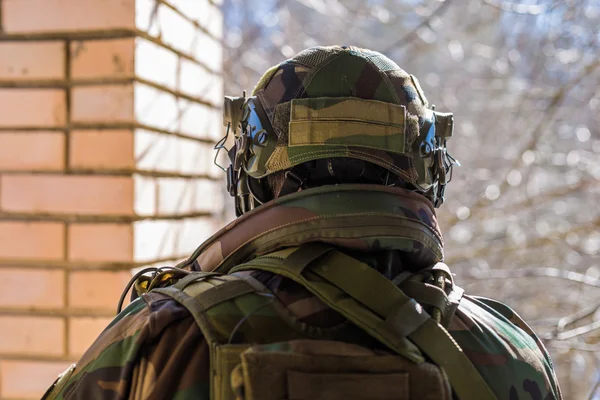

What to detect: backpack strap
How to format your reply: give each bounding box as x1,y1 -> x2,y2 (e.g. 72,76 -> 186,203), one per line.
154,271 -> 270,400
230,243 -> 496,400
153,272 -> 260,343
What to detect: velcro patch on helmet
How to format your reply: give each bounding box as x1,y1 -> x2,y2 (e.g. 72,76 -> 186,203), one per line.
288,97 -> 407,154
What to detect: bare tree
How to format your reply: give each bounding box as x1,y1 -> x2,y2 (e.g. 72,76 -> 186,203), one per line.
220,0 -> 600,397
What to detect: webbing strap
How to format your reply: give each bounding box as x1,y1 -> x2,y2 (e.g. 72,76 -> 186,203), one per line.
233,243 -> 496,400
154,273 -> 259,344
172,271 -> 222,290
232,250 -> 424,364
192,279 -> 256,310
401,280 -> 450,314
154,286 -> 220,343
156,272 -> 267,400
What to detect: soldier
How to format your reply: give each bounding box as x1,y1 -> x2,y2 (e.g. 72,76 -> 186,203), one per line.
43,46 -> 562,400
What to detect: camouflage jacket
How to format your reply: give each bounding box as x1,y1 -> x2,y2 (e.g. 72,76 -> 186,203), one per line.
44,184 -> 562,400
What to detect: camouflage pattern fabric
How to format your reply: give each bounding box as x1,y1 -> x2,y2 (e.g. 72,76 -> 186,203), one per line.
247,45 -> 435,190
180,184 -> 444,273
43,185 -> 562,400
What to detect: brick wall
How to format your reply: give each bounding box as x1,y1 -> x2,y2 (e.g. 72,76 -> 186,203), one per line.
0,1 -> 224,398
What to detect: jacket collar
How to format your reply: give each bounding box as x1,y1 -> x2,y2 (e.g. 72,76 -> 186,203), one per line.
179,184 -> 444,273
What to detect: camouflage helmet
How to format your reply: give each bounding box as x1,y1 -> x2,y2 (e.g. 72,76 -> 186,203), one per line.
220,45 -> 458,216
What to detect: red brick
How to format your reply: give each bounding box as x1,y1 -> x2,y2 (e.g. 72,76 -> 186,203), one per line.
0,132 -> 65,170
0,175 -> 134,215
0,316 -> 64,356
68,271 -> 132,310
68,317 -> 112,357
0,41 -> 65,80
68,223 -> 133,262
0,221 -> 64,260
2,0 -> 135,33
0,89 -> 66,127
71,85 -> 134,123
0,360 -> 73,399
0,268 -> 65,309
70,130 -> 134,170
71,39 -> 135,79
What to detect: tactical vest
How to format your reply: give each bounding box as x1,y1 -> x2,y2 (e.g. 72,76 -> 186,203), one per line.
154,242 -> 497,400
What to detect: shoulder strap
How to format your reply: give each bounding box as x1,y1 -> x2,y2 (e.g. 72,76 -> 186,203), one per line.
231,243 -> 496,400
154,271 -> 269,400
154,272 -> 259,343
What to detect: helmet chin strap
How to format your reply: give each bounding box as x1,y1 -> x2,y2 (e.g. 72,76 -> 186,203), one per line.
278,168 -> 308,197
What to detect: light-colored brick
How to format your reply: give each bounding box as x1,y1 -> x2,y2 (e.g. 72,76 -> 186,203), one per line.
2,0 -> 135,33
134,130 -> 215,176
68,271 -> 131,310
194,180 -> 224,212
134,220 -> 178,262
135,38 -> 179,89
0,360 -> 72,399
0,268 -> 65,308
134,38 -> 222,102
0,132 -> 65,170
71,38 -> 135,79
179,57 -> 222,101
157,178 -> 195,215
176,217 -> 219,256
0,41 -> 65,80
182,142 -> 221,178
134,175 -> 157,216
134,84 -> 179,131
0,89 -> 66,127
155,4 -> 197,57
178,98 -> 222,140
193,32 -> 223,72
0,175 -> 134,215
0,316 -> 64,356
68,223 -> 133,262
68,317 -> 112,357
0,221 -> 64,260
169,0 -> 223,37
157,178 -> 222,214
72,85 -> 134,123
70,130 -> 134,170
135,0 -> 159,33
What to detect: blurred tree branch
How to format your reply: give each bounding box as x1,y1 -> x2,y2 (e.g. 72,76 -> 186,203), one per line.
222,1 -> 600,396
